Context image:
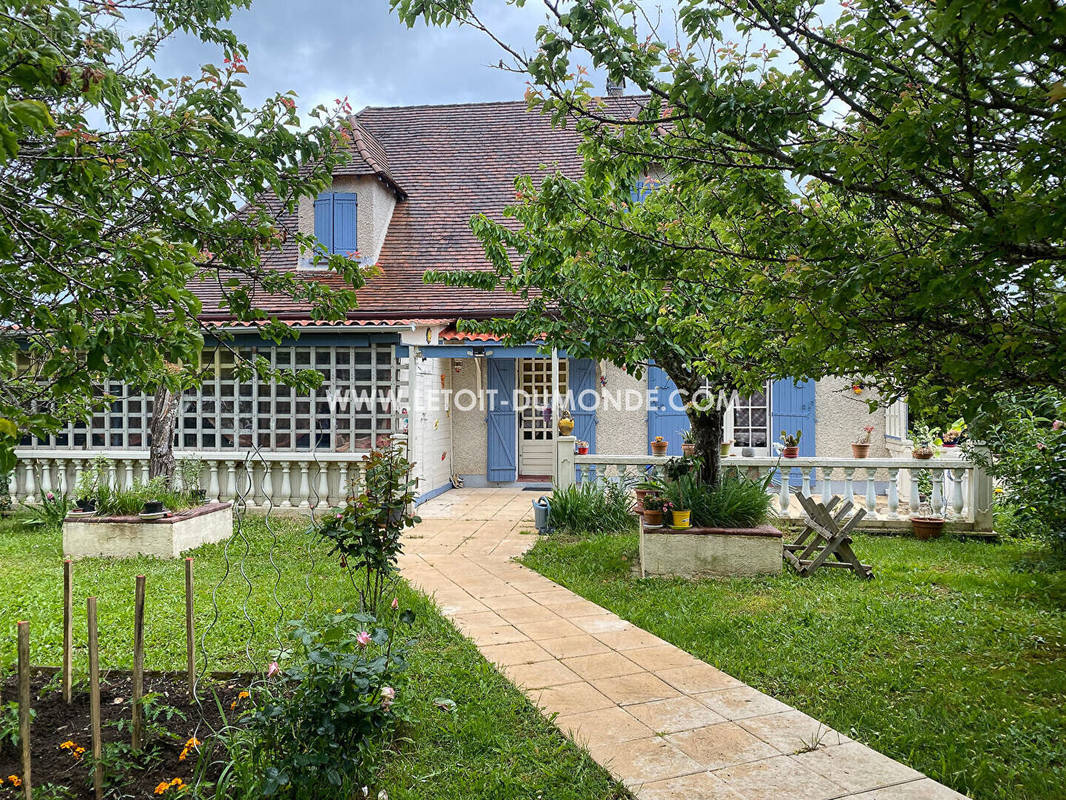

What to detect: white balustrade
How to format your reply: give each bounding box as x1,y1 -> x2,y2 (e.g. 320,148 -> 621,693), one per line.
559,440 -> 993,532
6,450 -> 373,510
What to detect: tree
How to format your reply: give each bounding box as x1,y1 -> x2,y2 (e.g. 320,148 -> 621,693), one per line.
394,0 -> 1066,422
0,0 -> 368,474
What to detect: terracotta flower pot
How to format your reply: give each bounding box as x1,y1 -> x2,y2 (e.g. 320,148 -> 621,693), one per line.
681,443 -> 695,456
782,446 -> 799,458
851,442 -> 871,458
643,509 -> 663,527
911,516 -> 945,540
670,509 -> 692,529
912,446 -> 934,459
650,441 -> 669,457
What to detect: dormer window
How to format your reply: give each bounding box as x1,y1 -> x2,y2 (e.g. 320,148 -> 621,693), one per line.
309,191 -> 358,266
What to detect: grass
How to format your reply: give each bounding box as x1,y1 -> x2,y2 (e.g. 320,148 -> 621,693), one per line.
0,513 -> 628,800
521,530 -> 1066,800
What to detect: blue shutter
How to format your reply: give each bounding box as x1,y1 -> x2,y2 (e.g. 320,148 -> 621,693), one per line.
314,193 -> 333,254
486,358 -> 517,482
570,359 -> 597,452
647,364 -> 690,456
332,192 -> 358,256
771,378 -> 816,486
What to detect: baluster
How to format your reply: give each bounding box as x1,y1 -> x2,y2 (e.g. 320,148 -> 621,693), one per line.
337,463 -> 349,501
316,463 -> 329,508
279,462 -> 293,508
865,467 -> 878,518
951,467 -> 965,519
225,461 -> 237,501
40,459 -> 53,498
25,461 -> 37,501
207,461 -> 220,502
106,460 -> 117,492
910,466 -> 921,514
843,467 -> 855,507
8,465 -> 19,503
575,464 -> 585,484
123,458 -> 135,490
54,457 -> 69,496
139,459 -> 150,485
297,462 -> 311,509
887,468 -> 900,519
778,466 -> 790,515
259,462 -> 273,508
72,459 -> 84,497
820,467 -> 832,504
800,467 -> 811,499
931,468 -> 944,517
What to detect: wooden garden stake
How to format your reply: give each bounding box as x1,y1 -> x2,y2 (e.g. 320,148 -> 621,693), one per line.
185,557 -> 195,700
17,620 -> 31,800
62,558 -> 72,704
131,575 -> 145,751
87,597 -> 103,800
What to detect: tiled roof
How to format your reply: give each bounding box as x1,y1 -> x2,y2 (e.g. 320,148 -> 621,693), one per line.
194,97 -> 648,322
204,318 -> 454,330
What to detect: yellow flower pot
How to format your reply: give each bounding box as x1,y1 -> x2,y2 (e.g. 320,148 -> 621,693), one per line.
558,418 -> 574,436
671,509 -> 691,529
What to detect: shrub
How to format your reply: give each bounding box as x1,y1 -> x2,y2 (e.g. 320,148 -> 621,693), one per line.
22,491 -> 70,529
314,442 -> 420,614
548,480 -> 636,535
213,611 -> 411,798
967,389 -> 1066,551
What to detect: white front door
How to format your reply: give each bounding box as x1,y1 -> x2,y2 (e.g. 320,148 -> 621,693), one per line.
518,358 -> 567,477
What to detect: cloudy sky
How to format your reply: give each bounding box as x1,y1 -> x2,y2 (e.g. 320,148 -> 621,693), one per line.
153,0 -> 567,115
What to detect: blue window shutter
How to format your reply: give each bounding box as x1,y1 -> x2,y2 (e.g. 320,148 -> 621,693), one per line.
771,378 -> 816,486
570,359 -> 598,452
486,358 -> 517,482
646,364 -> 689,456
332,192 -> 358,256
314,193 -> 334,254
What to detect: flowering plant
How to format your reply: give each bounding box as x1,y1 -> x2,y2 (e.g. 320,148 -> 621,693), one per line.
854,425 -> 874,444
643,494 -> 665,511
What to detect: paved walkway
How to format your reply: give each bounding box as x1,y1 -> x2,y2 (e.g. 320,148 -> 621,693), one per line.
399,488 -> 968,800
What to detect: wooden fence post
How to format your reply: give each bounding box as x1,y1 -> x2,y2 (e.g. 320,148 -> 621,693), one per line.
87,597 -> 102,800
62,559 -> 72,705
17,620 -> 31,800
131,576 -> 145,750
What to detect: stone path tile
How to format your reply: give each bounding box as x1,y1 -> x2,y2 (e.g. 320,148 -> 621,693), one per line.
403,488 -> 971,800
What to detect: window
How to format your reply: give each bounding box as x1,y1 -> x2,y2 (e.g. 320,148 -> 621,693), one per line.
731,383 -> 771,451
311,191 -> 358,262
23,344 -> 401,453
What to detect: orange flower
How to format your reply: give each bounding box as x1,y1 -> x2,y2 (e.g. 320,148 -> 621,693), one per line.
9,775 -> 22,788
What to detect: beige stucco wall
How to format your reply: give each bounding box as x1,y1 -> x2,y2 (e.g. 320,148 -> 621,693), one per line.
450,358 -> 488,477
595,362 -> 649,455
814,379 -> 888,458
296,175 -> 397,266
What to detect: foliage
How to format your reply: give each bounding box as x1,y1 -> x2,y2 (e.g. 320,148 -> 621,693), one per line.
687,472 -> 773,529
854,425 -> 874,445
641,493 -> 665,512
313,442 -> 420,614
0,0 -> 369,471
780,430 -> 802,448
395,0 -> 1066,427
522,532 -> 1066,800
548,480 -> 636,535
22,491 -> 69,529
661,456 -> 695,482
176,459 -> 204,492
966,390 -> 1066,551
0,700 -> 32,754
216,611 -> 411,798
91,477 -> 199,516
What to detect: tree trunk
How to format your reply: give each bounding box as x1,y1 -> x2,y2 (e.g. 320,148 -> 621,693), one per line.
149,386 -> 179,483
687,404 -> 725,486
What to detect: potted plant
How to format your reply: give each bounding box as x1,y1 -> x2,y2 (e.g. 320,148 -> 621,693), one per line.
663,476 -> 693,529
941,418 -> 966,449
72,467 -> 98,514
910,423 -> 940,459
642,494 -> 665,527
650,436 -> 669,457
558,410 -> 575,436
663,456 -> 695,481
139,499 -> 166,519
177,457 -> 207,503
851,425 -> 874,458
575,439 -> 589,455
780,430 -> 802,458
720,439 -> 733,457
634,479 -> 661,513
681,430 -> 695,456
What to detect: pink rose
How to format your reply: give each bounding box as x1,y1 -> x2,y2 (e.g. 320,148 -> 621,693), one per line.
267,661 -> 281,678
380,686 -> 395,709
1036,442 -> 1046,450
356,630 -> 371,647
1053,420 -> 1063,431
391,597 -> 399,610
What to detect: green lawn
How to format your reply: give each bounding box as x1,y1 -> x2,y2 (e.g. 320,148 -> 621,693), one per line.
0,514 -> 627,800
521,531 -> 1066,800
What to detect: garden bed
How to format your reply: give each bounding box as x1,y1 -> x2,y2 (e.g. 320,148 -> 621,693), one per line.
0,672 -> 245,798
639,523 -> 782,578
62,503 -> 233,558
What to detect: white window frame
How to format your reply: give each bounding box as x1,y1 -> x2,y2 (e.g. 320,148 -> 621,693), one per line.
724,381 -> 772,455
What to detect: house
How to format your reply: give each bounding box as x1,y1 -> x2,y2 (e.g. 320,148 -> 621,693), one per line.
13,98 -> 898,505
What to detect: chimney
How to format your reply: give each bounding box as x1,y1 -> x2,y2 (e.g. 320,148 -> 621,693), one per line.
606,76 -> 625,97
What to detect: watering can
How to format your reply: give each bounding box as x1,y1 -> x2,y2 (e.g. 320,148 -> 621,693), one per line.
532,496 -> 551,533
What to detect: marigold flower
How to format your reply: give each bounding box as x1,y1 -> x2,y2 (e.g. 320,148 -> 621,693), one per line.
9,775 -> 22,788
60,740 -> 76,749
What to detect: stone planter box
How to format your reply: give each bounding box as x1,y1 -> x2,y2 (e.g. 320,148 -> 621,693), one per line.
63,503 -> 233,559
640,523 -> 783,578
